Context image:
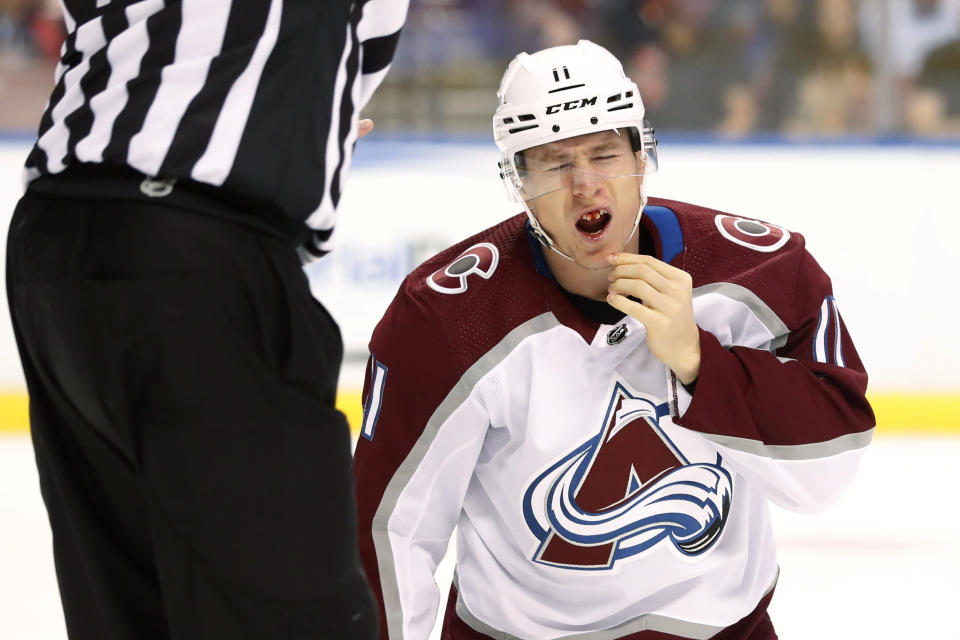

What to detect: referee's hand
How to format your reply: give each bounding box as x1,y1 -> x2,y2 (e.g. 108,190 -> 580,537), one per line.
358,118 -> 374,139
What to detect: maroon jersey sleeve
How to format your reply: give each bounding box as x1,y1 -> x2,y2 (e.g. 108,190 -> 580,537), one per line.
352,215 -> 548,639
671,244 -> 875,511
353,285 -> 467,640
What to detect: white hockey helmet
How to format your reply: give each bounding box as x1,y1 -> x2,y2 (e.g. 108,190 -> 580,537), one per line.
493,40 -> 658,255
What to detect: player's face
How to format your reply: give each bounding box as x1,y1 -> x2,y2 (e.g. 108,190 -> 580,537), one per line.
522,130 -> 644,269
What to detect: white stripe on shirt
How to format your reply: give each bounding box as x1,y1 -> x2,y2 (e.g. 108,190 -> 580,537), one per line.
305,20 -> 354,232
126,0 -> 231,176
192,0 -> 283,186
75,0 -> 165,163
36,17 -> 107,173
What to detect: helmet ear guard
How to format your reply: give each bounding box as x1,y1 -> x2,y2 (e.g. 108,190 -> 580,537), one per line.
638,119 -> 658,172
629,126 -> 642,153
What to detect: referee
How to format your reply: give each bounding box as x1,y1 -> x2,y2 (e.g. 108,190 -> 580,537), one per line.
5,1 -> 408,639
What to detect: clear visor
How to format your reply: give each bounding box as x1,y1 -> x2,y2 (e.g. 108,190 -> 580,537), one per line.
504,126 -> 658,203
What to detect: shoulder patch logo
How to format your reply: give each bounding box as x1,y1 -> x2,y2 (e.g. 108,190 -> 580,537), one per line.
426,242 -> 500,295
715,214 -> 790,253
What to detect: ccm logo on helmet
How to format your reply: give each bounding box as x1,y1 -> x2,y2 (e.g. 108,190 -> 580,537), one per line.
546,96 -> 598,115
427,243 -> 500,295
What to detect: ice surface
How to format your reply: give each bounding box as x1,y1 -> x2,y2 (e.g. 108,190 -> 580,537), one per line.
1,433 -> 957,639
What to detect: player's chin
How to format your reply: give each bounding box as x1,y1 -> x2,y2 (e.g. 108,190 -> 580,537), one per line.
570,242 -> 615,270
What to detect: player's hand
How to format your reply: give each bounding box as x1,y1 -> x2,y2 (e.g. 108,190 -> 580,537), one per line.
606,253 -> 701,384
358,118 -> 374,139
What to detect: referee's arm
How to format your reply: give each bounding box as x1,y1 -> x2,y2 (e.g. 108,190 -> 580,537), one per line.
356,0 -> 410,109
295,0 -> 410,264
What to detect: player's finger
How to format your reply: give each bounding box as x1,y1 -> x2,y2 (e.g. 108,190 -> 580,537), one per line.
608,263 -> 672,293
608,278 -> 667,309
606,292 -> 655,321
608,252 -> 688,282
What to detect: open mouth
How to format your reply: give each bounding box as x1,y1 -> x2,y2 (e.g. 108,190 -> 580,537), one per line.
575,208 -> 611,238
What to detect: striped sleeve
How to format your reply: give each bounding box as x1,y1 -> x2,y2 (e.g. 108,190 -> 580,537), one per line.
670,249 -> 875,512
356,0 -> 409,108
298,0 -> 410,263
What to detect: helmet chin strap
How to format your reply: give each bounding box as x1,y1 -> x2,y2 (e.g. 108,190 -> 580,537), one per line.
526,188 -> 648,272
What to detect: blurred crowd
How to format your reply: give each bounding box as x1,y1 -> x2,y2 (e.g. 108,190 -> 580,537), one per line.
2,0 -> 959,137
0,0 -> 62,130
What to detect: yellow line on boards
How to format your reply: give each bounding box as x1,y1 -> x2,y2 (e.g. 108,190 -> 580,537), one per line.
0,393 -> 28,434
866,393 -> 960,436
337,391 -> 365,437
1,391 -> 958,435
0,391 -> 370,435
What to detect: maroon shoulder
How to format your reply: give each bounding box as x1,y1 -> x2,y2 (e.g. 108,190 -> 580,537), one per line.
648,197 -> 822,329
370,213 -> 553,377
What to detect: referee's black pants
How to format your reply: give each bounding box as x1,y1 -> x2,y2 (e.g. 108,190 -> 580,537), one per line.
6,191 -> 377,639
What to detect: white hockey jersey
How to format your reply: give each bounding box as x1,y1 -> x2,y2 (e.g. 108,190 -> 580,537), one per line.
353,198 -> 875,640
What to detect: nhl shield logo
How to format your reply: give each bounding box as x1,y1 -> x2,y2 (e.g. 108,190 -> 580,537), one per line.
607,324 -> 628,345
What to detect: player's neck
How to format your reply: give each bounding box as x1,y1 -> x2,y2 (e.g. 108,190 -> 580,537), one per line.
547,233 -> 640,302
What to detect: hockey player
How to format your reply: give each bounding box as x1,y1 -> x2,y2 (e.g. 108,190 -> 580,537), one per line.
353,40 -> 875,640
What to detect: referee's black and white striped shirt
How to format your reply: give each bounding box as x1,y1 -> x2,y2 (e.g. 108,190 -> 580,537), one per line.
24,0 -> 409,261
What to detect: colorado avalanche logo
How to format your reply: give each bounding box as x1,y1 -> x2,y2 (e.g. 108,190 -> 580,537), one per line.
522,383 -> 733,570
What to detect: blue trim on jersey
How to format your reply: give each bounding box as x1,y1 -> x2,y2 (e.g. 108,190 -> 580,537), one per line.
526,221 -> 559,284
360,359 -> 388,441
642,205 -> 684,263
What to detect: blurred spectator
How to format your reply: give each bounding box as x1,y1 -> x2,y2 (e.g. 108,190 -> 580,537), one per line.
860,0 -> 960,77
781,0 -> 874,135
740,0 -> 806,132
0,0 -> 62,131
509,0 -> 587,51
4,0 -> 957,137
906,34 -> 960,133
0,0 -> 62,61
594,0 -> 665,65
859,0 -> 960,126
643,1 -> 756,132
628,42 -> 671,113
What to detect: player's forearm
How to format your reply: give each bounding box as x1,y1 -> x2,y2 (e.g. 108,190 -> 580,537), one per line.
673,328 -> 875,448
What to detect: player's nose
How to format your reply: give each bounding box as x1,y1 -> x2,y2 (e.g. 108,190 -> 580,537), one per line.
570,168 -> 603,198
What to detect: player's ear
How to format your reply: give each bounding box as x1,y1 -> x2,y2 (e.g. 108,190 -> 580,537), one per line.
635,150 -> 646,174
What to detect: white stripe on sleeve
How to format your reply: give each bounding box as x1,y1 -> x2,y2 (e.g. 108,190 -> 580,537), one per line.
831,298 -> 845,368
813,297 -> 830,364
356,0 -> 409,41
